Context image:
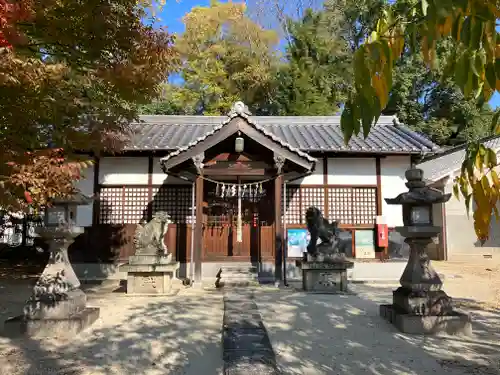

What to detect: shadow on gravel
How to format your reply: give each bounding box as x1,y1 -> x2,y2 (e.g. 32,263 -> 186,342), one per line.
0,278 -> 224,375
252,283 -> 500,375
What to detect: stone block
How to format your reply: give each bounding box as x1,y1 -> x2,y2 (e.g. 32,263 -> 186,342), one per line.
126,271 -> 173,295
301,260 -> 354,270
223,312 -> 265,330
302,268 -> 347,293
127,254 -> 172,265
223,352 -> 279,375
24,289 -> 87,320
120,262 -> 180,273
392,287 -> 453,315
223,327 -> 273,352
3,307 -> 100,339
380,304 -> 472,336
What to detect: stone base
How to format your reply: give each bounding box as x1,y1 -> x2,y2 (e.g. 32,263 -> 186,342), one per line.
126,271 -> 174,295
393,287 -> 453,315
24,289 -> 87,320
380,304 -> 472,336
302,261 -> 354,293
119,261 -> 180,273
120,261 -> 180,295
127,254 -> 172,265
3,307 -> 100,338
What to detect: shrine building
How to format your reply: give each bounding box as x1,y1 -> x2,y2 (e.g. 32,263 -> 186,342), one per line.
68,102 -> 443,283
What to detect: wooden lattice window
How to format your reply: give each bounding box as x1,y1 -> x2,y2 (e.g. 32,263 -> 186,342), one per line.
301,187 -> 325,223
328,187 -> 352,224
282,186 -> 325,225
123,187 -> 149,224
99,186 -> 149,224
151,186 -> 194,224
99,187 -> 124,224
351,188 -> 377,224
328,187 -> 377,225
282,186 -> 300,224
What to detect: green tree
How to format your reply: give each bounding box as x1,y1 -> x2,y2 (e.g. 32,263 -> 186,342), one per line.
385,38 -> 492,146
268,8 -> 351,115
340,0 -> 500,241
139,83 -> 198,115
171,1 -> 280,115
268,0 -> 385,115
324,0 -> 386,52
0,0 -> 175,210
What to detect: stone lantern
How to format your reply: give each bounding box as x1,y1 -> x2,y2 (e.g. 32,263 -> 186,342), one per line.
379,168 -> 472,335
4,192 -> 100,338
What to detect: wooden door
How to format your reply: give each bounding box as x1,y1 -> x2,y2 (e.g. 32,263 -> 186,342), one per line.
202,181 -> 274,260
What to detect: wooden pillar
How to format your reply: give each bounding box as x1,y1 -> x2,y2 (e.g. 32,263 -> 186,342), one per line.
441,201 -> 448,261
375,157 -> 383,216
92,156 -> 100,226
323,155 -> 328,217
194,175 -> 204,284
274,174 -> 283,281
147,156 -> 154,220
375,157 -> 387,259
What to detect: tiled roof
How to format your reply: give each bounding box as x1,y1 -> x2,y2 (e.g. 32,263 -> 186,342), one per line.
126,113 -> 440,155
417,135 -> 500,182
159,105 -> 316,164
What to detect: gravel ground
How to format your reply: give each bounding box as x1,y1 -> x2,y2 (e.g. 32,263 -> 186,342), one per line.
255,284 -> 500,375
433,260 -> 500,309
0,258 -> 499,375
0,282 -> 224,375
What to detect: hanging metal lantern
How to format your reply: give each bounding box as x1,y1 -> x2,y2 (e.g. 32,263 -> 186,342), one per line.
235,133 -> 244,153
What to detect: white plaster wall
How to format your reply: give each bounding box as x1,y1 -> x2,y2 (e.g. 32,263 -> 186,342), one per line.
75,165 -> 94,227
380,156 -> 412,227
289,159 -> 324,185
443,177 -> 500,257
327,158 -> 377,185
99,157 -> 149,185
152,157 -> 191,185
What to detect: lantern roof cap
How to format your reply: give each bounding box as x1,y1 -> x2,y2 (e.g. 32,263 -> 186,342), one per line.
385,168 -> 452,205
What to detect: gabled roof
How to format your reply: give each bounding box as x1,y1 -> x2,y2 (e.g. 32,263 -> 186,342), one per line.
417,135 -> 500,183
159,102 -> 317,172
126,110 -> 440,155
160,102 -> 315,165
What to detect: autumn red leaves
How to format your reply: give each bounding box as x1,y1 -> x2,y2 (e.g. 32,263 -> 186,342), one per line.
0,1 -> 175,211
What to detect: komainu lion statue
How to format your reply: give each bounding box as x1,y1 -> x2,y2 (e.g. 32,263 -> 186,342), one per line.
305,206 -> 340,256
134,211 -> 171,256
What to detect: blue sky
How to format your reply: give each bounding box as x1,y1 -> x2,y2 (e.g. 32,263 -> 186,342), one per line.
156,0 -> 211,33
155,1 -> 500,109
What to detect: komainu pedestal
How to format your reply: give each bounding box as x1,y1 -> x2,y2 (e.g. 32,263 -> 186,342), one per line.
119,212 -> 180,295
301,207 -> 354,293
302,258 -> 353,293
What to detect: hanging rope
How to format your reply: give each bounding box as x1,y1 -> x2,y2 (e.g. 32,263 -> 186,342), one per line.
200,175 -> 277,186
201,175 -> 276,200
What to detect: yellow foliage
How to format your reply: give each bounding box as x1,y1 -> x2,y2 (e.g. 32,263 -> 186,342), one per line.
343,0 -> 500,242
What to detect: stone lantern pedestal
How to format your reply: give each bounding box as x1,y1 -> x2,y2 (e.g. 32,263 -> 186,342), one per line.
379,169 -> 472,336
3,194 -> 100,338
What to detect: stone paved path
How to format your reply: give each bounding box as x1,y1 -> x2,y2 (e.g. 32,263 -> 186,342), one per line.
222,289 -> 280,375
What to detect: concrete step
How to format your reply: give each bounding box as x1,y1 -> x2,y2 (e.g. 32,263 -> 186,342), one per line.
220,272 -> 258,280
218,265 -> 259,288
220,265 -> 258,273
218,280 -> 260,287
221,271 -> 257,278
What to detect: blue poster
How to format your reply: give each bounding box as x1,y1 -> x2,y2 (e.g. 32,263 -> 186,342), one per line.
287,229 -> 310,258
